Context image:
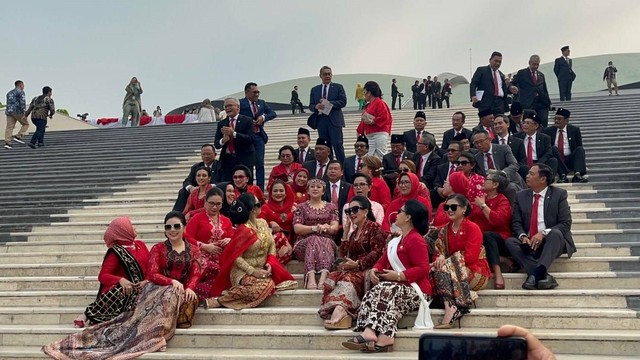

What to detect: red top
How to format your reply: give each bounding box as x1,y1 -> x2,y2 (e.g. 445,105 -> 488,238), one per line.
184,211 -> 233,247
372,229 -> 432,295
436,219 -> 491,279
383,172 -> 432,231
469,193 -> 512,240
259,182 -> 296,236
358,97 -> 392,135
183,184 -> 213,218
235,184 -> 265,204
147,240 -> 202,291
268,163 -> 302,191
348,177 -> 391,211
98,240 -> 149,294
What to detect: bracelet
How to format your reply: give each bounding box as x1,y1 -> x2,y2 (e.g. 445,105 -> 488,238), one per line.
397,271 -> 402,281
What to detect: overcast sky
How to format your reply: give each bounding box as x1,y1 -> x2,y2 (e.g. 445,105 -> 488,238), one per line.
4,0 -> 640,118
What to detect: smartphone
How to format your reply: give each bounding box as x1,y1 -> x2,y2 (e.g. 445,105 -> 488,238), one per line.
419,334 -> 527,360
333,258 -> 346,267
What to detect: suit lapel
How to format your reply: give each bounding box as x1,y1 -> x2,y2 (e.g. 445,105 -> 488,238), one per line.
543,187 -> 553,224
523,190 -> 534,228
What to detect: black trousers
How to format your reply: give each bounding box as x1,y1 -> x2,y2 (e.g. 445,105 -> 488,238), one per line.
291,100 -> 304,114
442,96 -> 450,108
505,230 -> 566,275
418,94 -> 426,109
558,80 -> 573,101
554,146 -> 587,176
483,232 -> 510,267
172,188 -> 189,212
432,96 -> 442,109
391,95 -> 397,110
412,96 -> 418,110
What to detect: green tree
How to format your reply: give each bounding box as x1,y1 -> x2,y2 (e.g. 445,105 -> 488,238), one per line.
56,108 -> 69,115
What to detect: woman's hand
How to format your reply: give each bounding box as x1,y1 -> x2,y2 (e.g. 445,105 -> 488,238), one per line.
252,264 -> 272,279
474,196 -> 486,208
119,278 -> 134,295
171,279 -> 184,294
270,222 -> 282,233
184,288 -> 197,303
370,269 -> 380,285
434,255 -> 446,270
219,237 -> 231,247
378,269 -> 401,282
340,258 -> 359,271
134,280 -> 148,289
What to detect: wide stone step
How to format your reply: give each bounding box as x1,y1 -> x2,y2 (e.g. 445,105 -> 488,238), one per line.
2,325 -> 638,356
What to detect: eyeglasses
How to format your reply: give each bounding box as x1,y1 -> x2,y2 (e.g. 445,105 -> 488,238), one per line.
354,144 -> 367,148
206,201 -> 223,207
443,204 -> 461,212
417,142 -> 429,146
344,206 -> 362,215
353,182 -> 369,188
232,175 -> 247,180
453,161 -> 471,166
397,208 -> 406,214
398,180 -> 411,186
164,223 -> 183,231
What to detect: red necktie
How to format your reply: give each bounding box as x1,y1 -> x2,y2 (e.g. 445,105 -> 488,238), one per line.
486,127 -> 495,140
532,71 -> 537,84
396,155 -> 401,166
418,157 -> 424,174
228,118 -> 236,154
316,164 -> 325,178
486,153 -> 496,170
449,163 -> 455,176
527,136 -> 534,167
529,194 -> 541,237
356,158 -> 361,172
299,149 -> 305,164
558,129 -> 565,162
493,70 -> 499,96
331,184 -> 338,205
416,130 -> 421,143
251,102 -> 260,133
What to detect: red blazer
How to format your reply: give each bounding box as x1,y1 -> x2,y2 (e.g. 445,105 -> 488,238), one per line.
98,240 -> 149,294
357,97 -> 392,135
469,193 -> 512,240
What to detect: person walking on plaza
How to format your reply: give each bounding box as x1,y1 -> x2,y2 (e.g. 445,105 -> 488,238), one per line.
554,46 -> 576,101
603,61 -> 619,96
24,86 -> 55,149
4,80 -> 28,149
122,77 -> 143,126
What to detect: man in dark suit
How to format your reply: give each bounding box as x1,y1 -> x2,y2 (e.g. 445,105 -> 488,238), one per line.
403,111 -> 434,153
431,76 -> 442,109
543,108 -> 588,183
391,79 -> 399,110
417,79 -> 427,110
214,97 -> 256,183
511,55 -> 552,127
431,140 -> 463,208
303,138 -> 331,182
323,160 -> 352,225
505,164 -> 576,290
493,114 -> 528,180
240,82 -> 277,191
470,51 -> 517,115
412,133 -> 440,189
172,144 -> 220,212
383,134 -> 414,192
411,80 -> 420,110
507,102 -> 525,135
513,111 -> 558,177
553,46 -> 576,101
441,111 -> 473,150
425,76 -> 433,107
309,66 -> 347,163
472,109 -> 497,140
343,135 -> 369,183
294,127 -> 315,164
290,85 -> 305,114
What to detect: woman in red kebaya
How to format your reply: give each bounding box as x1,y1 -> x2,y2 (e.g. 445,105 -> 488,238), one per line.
183,166 -> 213,221
384,171 -> 432,232
291,167 -> 310,204
267,145 -> 302,190
357,81 -> 392,158
259,179 -> 296,264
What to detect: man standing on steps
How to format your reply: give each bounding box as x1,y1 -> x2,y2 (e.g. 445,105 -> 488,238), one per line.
603,61 -> 619,96
511,55 -> 552,127
470,51 -> 518,115
240,82 -> 277,191
172,144 -> 220,212
309,66 -> 347,163
506,163 -> 576,290
391,79 -> 399,110
4,80 -> 28,149
214,97 -> 255,183
122,77 -> 143,127
544,108 -> 588,183
554,46 -> 576,101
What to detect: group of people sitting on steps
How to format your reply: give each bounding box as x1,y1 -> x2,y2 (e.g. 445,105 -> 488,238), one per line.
43,102 -> 581,356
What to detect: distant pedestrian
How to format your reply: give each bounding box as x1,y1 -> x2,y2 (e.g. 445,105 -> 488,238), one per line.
603,61 -> 618,96
122,77 -> 143,126
290,85 -> 306,114
4,80 -> 28,149
25,86 -> 55,149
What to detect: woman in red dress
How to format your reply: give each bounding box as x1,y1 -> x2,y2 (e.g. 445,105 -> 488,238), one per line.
291,167 -> 310,204
456,151 -> 487,203
183,166 -> 213,221
384,172 -> 432,231
185,187 -> 234,300
267,145 -> 302,190
356,81 -> 392,158
348,155 -> 391,211
390,160 -> 430,200
259,179 -> 295,264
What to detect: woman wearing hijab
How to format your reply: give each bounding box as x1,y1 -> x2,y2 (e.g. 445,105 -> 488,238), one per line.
259,179 -> 296,264
291,167 -> 310,204
384,172 -> 432,232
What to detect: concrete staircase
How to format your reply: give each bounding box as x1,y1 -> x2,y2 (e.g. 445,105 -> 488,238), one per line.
0,94 -> 638,359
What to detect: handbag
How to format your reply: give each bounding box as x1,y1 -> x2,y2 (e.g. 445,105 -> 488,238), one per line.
307,113 -> 317,130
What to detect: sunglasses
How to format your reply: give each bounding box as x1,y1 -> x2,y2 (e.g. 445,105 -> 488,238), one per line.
344,206 -> 362,215
164,223 -> 183,231
396,168 -> 410,174
398,208 -> 406,214
443,204 -> 461,212
453,161 -> 471,166
255,202 -> 263,208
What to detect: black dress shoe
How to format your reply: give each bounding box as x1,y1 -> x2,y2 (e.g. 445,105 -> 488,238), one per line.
557,174 -> 568,183
536,274 -> 559,290
572,173 -> 588,183
522,275 -> 537,290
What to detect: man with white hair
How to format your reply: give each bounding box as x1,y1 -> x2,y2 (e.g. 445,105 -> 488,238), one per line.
214,97 -> 256,182
511,55 -> 551,127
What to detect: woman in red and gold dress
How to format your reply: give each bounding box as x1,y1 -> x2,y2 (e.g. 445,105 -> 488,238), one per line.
185,187 -> 234,300
183,166 -> 213,220
267,145 -> 302,190
259,179 -> 295,264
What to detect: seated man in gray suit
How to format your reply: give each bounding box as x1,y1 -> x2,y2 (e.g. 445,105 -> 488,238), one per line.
506,164 -> 576,290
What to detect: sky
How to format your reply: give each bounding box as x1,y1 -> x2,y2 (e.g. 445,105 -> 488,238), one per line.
4,0 -> 640,118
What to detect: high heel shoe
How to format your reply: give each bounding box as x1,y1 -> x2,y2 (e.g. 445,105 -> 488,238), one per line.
434,307 -> 469,329
324,315 -> 353,330
304,271 -> 317,289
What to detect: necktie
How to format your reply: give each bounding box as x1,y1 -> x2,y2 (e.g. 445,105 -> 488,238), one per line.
493,70 -> 499,96
532,71 -> 537,84
331,184 -> 338,205
299,149 -> 305,164
529,194 -> 541,237
228,118 -> 236,154
558,129 -> 565,162
251,102 -> 260,133
449,163 -> 455,176
486,153 -> 496,170
527,136 -> 534,167
418,157 -> 424,175
416,130 -> 421,143
356,157 -> 362,172
396,155 -> 401,166
322,85 -> 327,99
501,137 -> 506,145
317,164 -> 325,178
486,127 -> 495,140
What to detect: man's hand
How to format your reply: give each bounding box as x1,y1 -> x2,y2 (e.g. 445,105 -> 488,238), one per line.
255,116 -> 264,126
221,126 -> 234,137
510,85 -> 519,94
530,233 -> 545,251
471,96 -> 478,104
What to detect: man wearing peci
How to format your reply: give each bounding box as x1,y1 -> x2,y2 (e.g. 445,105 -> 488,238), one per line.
239,82 -> 277,191
309,66 -> 347,163
214,98 -> 256,183
511,55 -> 552,127
470,51 -> 518,115
553,46 -> 576,101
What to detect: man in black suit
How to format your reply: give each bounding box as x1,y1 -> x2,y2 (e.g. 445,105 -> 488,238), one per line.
441,111 -> 473,150
303,138 -> 331,181
412,133 -> 440,189
507,102 -> 525,135
403,111 -> 434,153
343,135 -> 369,183
411,80 -> 420,110
323,160 -> 352,224
391,79 -> 399,110
470,51 -> 517,115
309,66 -> 347,163
417,79 -> 427,110
505,164 -> 576,290
511,55 -> 552,127
472,109 -> 497,141
543,108 -> 588,183
431,140 -> 463,208
425,76 -> 433,107
294,127 -> 315,164
290,85 -> 305,114
553,46 -> 576,101
493,114 -> 528,180
214,97 -> 256,182
172,144 -> 220,212
431,76 -> 442,109
513,111 -> 558,177
383,134 -> 414,192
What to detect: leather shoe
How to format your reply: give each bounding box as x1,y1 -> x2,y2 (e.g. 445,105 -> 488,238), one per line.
537,274 -> 559,290
572,173 -> 588,183
521,275 -> 537,290
557,174 -> 568,183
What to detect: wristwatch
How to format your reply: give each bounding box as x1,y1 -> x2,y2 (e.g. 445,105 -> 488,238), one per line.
480,203 -> 487,209
542,229 -> 551,236
311,225 -> 318,233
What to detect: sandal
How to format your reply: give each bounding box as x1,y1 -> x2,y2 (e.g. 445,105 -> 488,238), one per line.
317,269 -> 329,290
204,297 -> 221,309
324,315 -> 352,330
361,343 -> 394,353
73,319 -> 85,328
304,271 -> 317,290
342,335 -> 374,351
